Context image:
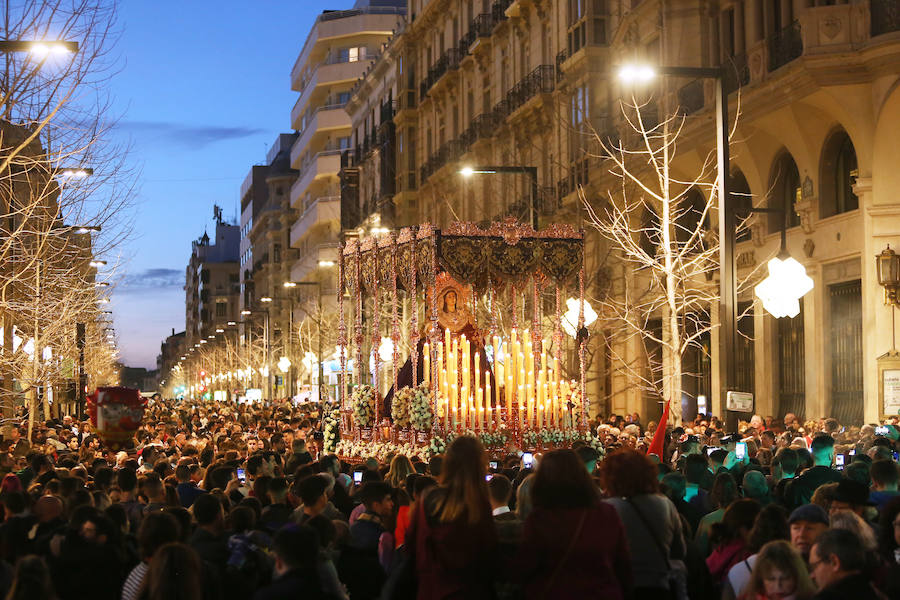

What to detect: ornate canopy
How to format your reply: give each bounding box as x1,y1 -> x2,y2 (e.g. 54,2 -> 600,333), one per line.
341,218 -> 584,295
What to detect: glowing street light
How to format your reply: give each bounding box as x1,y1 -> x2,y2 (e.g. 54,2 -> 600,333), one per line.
260,296 -> 273,303
561,298 -> 598,338
0,40 -> 78,55
278,356 -> 292,373
617,64 -> 656,84
378,336 -> 394,362
754,253 -> 814,318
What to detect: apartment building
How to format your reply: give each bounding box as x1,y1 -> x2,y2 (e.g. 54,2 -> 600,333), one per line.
184,219 -> 240,350
340,0 -> 900,425
238,133 -> 299,396
289,0 -> 406,288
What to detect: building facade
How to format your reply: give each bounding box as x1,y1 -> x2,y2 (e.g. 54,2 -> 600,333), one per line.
238,133 -> 300,397
184,219 -> 240,350
339,0 -> 900,425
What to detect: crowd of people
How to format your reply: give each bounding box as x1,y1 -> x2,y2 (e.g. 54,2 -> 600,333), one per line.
0,398 -> 898,600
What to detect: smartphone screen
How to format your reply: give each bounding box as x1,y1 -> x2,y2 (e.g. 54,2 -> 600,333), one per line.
522,452 -> 534,468
835,454 -> 845,469
236,468 -> 246,483
489,461 -> 499,470
353,471 -> 363,484
485,474 -> 492,482
735,442 -> 746,460
876,426 -> 889,436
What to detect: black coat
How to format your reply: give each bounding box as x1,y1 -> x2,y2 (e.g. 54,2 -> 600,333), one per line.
813,572 -> 886,600
253,568 -> 331,600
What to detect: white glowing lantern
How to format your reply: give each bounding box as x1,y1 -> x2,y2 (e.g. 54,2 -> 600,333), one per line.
378,336 -> 394,362
277,356 -> 292,373
302,352 -> 318,372
754,255 -> 814,318
561,298 -> 598,337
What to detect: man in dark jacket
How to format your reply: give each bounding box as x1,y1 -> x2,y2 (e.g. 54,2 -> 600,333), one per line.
809,528 -> 883,599
785,435 -> 841,509
254,525 -> 329,600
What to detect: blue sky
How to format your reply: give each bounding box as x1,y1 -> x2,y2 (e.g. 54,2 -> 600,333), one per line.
107,1 -> 355,369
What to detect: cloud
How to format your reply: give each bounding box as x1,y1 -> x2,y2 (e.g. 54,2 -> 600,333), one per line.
116,120 -> 265,148
120,267 -> 183,290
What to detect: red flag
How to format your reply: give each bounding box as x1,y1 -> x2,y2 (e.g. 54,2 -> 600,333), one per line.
646,400 -> 670,459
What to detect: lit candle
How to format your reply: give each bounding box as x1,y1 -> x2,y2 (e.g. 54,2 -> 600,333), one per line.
518,385 -> 525,429
486,380 -> 492,429
423,342 -> 430,388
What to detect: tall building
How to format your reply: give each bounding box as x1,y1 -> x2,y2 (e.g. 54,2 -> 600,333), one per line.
341,0 -> 900,425
289,0 -> 405,283
239,133 -> 299,396
157,329 -> 185,384
184,217 -> 240,350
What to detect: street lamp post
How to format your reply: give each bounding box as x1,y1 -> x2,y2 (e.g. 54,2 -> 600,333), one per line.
619,63 -> 737,423
241,308 -> 270,401
459,165 -> 539,229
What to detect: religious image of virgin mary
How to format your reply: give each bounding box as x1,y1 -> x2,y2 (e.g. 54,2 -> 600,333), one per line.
438,287 -> 468,333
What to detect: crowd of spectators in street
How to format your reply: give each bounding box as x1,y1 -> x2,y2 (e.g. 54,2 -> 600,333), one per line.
0,398 -> 898,599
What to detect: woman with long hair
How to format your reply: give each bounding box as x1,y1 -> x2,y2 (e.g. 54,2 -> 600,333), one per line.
739,540 -> 815,600
137,543 -> 203,600
515,449 -> 632,599
600,448 -> 686,600
706,499 -> 761,585
405,435 -> 497,599
386,454 -> 415,491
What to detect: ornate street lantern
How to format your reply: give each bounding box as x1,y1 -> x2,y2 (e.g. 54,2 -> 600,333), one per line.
754,252 -> 814,318
877,245 -> 900,305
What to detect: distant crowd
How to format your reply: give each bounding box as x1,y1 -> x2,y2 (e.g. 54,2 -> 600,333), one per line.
0,399 -> 897,599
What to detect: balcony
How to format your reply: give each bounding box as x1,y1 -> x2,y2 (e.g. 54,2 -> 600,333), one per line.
290,150 -> 342,206
290,5 -> 406,88
292,103 -> 350,148
291,242 -> 340,283
290,196 -> 339,248
768,21 -> 803,72
506,65 -> 556,119
419,47 -> 464,101
291,60 -> 369,125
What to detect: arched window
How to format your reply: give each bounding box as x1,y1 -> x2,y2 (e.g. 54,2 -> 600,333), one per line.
819,129 -> 858,218
730,170 -> 753,242
675,187 -> 708,247
768,152 -> 801,234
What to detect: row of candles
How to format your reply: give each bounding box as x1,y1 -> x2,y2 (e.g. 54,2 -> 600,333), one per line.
421,328 -> 575,431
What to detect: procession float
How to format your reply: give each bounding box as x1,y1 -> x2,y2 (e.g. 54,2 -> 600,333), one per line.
330,218 -> 602,462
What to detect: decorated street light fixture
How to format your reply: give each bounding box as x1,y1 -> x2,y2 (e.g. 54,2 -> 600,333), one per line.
754,253 -> 814,318
877,245 -> 900,306
561,298 -> 598,338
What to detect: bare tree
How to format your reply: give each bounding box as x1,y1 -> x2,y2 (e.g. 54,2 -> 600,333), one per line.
582,99 -> 727,425
0,1 -> 134,432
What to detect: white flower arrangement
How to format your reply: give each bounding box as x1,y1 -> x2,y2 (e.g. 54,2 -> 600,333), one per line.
522,430 -> 539,449
409,383 -> 434,432
323,408 -> 341,453
352,384 -> 377,428
540,428 -> 565,445
479,428 -> 509,448
335,438 -> 432,463
392,386 -> 414,428
428,435 -> 446,456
